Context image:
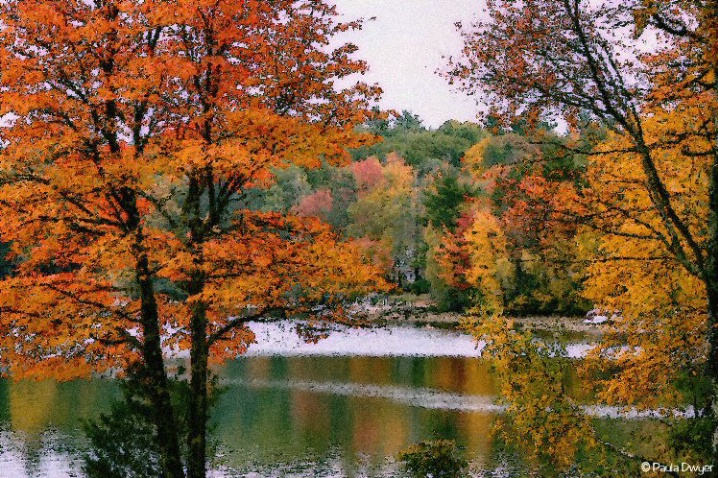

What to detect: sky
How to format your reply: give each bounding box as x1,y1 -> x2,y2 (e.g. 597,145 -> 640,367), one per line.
334,1 -> 486,129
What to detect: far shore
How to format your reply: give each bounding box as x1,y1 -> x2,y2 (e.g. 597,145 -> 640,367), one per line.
351,295 -> 605,339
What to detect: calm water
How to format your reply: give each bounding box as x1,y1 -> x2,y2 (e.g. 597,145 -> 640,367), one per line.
214,355 -> 501,475
0,323 -> 569,477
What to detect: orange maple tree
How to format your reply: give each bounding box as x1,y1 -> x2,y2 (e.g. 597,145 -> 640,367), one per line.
0,2 -> 387,477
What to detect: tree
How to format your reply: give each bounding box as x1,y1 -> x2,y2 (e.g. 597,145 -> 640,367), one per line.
398,440 -> 468,478
478,134 -> 590,316
293,189 -> 334,220
261,166 -> 313,213
423,166 -> 476,232
426,131 -> 588,315
466,114 -> 713,474
0,3 -> 188,474
352,115 -> 486,173
466,314 -> 649,477
577,110 -> 710,412
424,214 -> 477,312
347,153 -> 420,286
351,156 -> 385,195
448,0 -> 718,468
0,2 -> 386,477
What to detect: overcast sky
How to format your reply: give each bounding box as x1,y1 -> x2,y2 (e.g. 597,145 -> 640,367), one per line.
334,1 -> 485,129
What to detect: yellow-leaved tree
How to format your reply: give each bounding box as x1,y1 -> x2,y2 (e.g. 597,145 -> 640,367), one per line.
448,0 -> 718,473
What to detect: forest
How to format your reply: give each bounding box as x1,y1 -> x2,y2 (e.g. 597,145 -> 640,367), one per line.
237,112 -> 591,317
0,0 -> 716,478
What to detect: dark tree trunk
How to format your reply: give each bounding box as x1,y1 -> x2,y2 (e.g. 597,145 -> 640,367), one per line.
707,274 -> 718,388
187,285 -> 209,478
182,171 -> 212,478
706,141 -> 718,471
709,137 -> 718,371
137,252 -> 186,478
707,279 -> 718,477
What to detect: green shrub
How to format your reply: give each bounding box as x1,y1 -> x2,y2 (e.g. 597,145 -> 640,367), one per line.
398,439 -> 468,478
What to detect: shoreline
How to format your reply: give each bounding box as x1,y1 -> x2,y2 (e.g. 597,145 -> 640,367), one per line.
354,304 -> 604,339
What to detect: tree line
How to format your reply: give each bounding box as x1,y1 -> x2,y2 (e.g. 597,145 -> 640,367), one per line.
249,112 -> 592,316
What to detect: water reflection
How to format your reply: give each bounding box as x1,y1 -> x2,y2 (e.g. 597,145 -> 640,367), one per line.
0,355 -> 503,476
213,356 -> 499,474
7,380 -> 119,436
0,379 -> 119,478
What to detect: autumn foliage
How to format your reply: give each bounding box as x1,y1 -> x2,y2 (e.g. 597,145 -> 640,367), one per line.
446,0 -> 718,473
0,2 -> 387,477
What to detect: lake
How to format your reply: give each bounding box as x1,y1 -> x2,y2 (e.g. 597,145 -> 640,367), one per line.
0,322 -> 588,477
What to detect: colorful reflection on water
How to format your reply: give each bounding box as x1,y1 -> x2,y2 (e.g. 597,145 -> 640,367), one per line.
0,354 -> 503,477
213,356 -> 499,474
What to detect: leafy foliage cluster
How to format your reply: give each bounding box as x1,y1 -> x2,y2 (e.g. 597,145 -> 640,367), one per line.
249,114 -> 592,314
398,439 -> 468,478
445,0 -> 718,475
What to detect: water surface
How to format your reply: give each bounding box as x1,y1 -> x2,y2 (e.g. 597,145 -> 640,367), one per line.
0,323 -> 577,477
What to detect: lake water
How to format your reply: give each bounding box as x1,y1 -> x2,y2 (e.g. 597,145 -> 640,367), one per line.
0,322 -> 587,477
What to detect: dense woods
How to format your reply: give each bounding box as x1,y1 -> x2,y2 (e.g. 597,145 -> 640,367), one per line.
252,115 -> 592,316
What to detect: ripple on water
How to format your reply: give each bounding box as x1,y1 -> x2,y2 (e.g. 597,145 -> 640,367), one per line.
0,429 -> 82,478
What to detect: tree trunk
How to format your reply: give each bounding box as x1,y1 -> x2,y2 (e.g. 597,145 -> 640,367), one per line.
137,253 -> 186,478
707,138 -> 718,470
707,279 -> 718,477
707,278 -> 718,391
187,307 -> 209,478
187,274 -> 210,478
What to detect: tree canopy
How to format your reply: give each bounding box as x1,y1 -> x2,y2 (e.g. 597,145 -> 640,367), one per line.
447,0 -> 718,473
0,2 -> 387,477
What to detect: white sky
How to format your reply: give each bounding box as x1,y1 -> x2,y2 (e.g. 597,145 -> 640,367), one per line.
334,1 -> 486,129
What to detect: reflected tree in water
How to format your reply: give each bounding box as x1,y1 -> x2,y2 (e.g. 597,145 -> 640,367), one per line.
83,369 -> 222,478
